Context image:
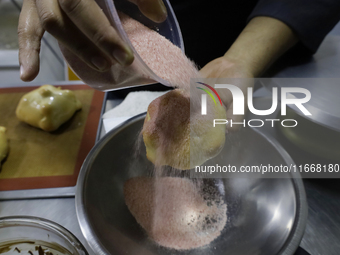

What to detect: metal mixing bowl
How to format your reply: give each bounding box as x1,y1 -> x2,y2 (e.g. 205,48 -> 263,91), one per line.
76,113 -> 307,255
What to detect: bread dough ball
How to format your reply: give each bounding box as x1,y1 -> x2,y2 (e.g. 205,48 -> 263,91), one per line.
16,85 -> 82,132
0,126 -> 9,167
142,89 -> 226,170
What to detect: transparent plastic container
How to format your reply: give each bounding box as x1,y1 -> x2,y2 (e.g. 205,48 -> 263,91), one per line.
59,0 -> 184,91
0,216 -> 88,255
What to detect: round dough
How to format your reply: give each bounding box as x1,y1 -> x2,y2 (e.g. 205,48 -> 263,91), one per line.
142,89 -> 226,170
0,126 -> 9,167
16,85 -> 82,132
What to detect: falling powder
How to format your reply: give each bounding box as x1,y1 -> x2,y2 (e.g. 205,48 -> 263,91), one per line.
120,12 -> 200,90
120,13 -> 227,251
124,177 -> 227,250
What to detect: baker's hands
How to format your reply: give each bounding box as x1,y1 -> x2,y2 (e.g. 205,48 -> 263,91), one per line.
199,17 -> 298,131
200,55 -> 254,131
18,0 -> 167,81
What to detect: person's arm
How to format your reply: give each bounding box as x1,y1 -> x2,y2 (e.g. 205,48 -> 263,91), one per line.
249,0 -> 340,54
202,0 -> 340,79
18,0 -> 167,82
225,16 -> 298,77
200,16 -> 298,131
200,16 -> 298,79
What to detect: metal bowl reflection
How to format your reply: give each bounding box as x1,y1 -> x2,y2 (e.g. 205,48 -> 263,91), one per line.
76,113 -> 307,255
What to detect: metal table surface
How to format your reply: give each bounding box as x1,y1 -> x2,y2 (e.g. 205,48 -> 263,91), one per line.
1,26 -> 340,255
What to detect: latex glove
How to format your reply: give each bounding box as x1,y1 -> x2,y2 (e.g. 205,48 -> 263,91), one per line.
200,56 -> 254,131
18,0 -> 167,81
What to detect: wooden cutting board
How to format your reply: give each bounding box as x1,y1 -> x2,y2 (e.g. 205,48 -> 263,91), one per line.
0,84 -> 104,191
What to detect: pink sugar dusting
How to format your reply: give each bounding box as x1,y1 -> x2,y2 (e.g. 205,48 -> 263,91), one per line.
59,13 -> 200,91
124,177 -> 227,250
120,13 -> 227,251
120,12 -> 200,90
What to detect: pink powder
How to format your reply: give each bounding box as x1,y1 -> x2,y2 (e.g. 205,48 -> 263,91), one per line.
124,177 -> 227,250
120,13 -> 200,90
60,13 -> 199,91
119,14 -> 229,251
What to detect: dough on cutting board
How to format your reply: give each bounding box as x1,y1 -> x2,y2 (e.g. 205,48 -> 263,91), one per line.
142,89 -> 226,170
0,126 -> 9,167
16,85 -> 82,132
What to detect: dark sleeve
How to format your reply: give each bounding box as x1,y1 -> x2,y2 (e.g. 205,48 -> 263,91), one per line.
248,0 -> 340,53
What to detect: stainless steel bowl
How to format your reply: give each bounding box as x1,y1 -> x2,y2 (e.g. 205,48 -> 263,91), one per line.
76,113 -> 307,255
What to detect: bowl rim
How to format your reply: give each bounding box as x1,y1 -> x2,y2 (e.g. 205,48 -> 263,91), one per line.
75,113 -> 308,255
0,215 -> 88,255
